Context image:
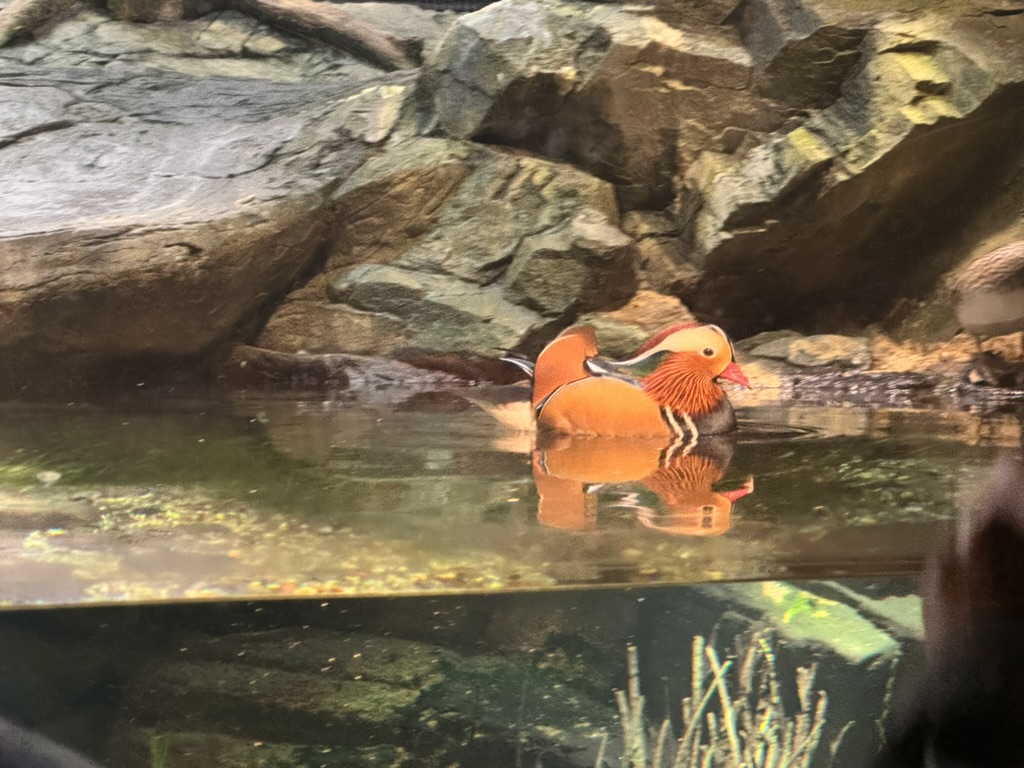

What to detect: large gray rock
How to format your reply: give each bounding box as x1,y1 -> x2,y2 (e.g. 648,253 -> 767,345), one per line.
329,264 -> 544,362
418,0 -> 787,208
737,0 -> 874,108
503,208 -> 637,316
258,137 -> 633,376
0,2 -> 429,392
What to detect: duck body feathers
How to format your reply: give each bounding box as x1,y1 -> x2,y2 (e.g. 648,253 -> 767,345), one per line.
528,323 -> 746,438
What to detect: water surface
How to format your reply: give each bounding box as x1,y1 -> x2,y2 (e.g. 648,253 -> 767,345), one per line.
0,390 -> 1002,607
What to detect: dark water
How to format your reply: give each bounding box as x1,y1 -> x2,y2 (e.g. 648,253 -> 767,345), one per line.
0,582 -> 920,768
0,391 -> 1007,766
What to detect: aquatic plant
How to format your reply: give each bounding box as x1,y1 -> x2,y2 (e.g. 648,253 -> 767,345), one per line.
599,632 -> 838,768
149,733 -> 171,768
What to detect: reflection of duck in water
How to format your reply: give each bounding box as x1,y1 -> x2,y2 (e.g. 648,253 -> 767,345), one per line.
476,322 -> 749,439
532,433 -> 752,535
633,438 -> 753,536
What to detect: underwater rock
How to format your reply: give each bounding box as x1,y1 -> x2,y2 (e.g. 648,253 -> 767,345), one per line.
110,628 -> 618,768
0,716 -> 101,768
642,580 -> 903,766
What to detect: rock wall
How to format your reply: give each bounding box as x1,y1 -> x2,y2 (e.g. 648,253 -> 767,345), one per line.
3,0 -> 1024,390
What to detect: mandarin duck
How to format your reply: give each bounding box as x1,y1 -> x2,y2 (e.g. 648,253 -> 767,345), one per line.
530,322 -> 749,438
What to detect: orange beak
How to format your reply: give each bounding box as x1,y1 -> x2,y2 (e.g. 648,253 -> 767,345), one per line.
719,361 -> 750,388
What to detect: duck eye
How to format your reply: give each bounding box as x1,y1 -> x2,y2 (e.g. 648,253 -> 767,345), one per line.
702,348 -> 714,357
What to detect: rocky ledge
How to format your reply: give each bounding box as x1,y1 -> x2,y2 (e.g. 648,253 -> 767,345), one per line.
2,0 -> 1024,397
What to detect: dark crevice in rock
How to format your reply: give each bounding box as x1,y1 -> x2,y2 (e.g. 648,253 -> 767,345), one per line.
475,252 -> 514,287
0,117 -> 73,149
880,39 -> 941,54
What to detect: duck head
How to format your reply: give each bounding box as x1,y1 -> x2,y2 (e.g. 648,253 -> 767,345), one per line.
589,324 -> 749,416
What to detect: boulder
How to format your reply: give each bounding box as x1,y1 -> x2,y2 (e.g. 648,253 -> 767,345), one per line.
619,210 -> 697,295
681,12 -> 1024,334
737,0 -> 874,108
0,3 -> 427,393
418,0 -> 788,208
641,581 -> 905,765
749,334 -> 872,368
503,208 -> 637,317
329,264 -> 544,364
110,628 -> 619,768
256,137 -> 634,376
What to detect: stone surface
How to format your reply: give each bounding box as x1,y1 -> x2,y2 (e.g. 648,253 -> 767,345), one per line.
643,580 -> 904,767
737,0 -> 873,108
503,208 -> 637,316
257,137 -> 631,376
681,11 -> 1024,335
222,344 -> 464,390
7,0 -> 1024,390
735,328 -> 802,352
0,1 -> 435,392
749,334 -> 872,368
330,264 -> 544,361
419,0 -> 787,208
110,628 -> 618,768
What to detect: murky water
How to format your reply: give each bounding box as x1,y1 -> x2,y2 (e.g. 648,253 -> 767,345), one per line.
0,581 -> 920,768
0,392 -> 1002,606
0,392 -> 1009,767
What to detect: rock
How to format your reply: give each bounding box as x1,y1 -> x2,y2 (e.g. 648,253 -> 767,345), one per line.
257,301 -> 408,356
749,334 -> 872,368
110,628 -> 618,768
0,3 -> 430,393
8,6 -> 386,80
327,137 -> 619,280
222,345 -> 463,390
682,12 -> 1024,334
329,264 -> 545,367
419,0 -> 787,208
734,328 -> 802,352
503,208 -> 637,317
620,210 -> 697,294
578,290 -> 696,358
257,137 -> 631,376
737,0 -> 873,108
642,581 -> 903,766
